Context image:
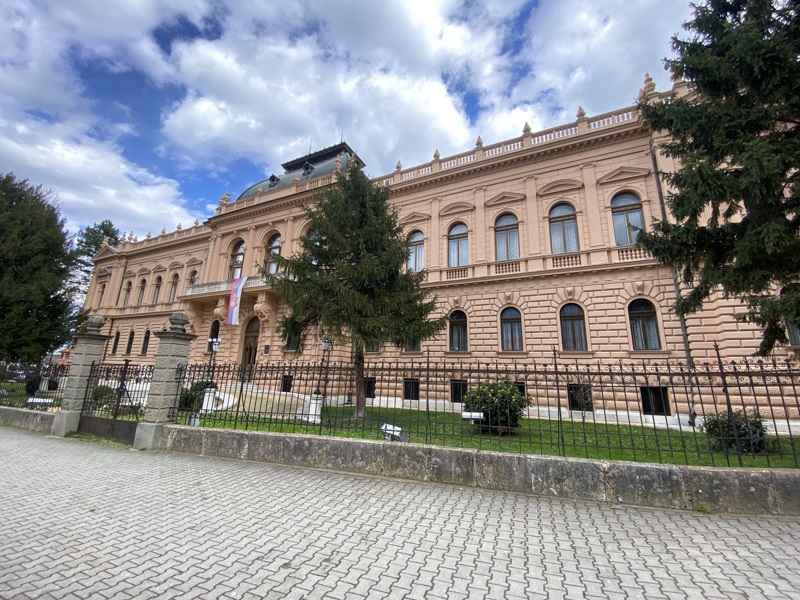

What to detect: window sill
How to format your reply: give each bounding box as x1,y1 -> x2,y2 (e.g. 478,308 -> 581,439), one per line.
626,350 -> 672,359
403,351 -> 424,356
558,350 -> 595,358
495,351 -> 528,357
444,351 -> 471,356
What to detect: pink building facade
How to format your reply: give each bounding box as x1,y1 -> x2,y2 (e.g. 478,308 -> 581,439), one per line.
85,77 -> 800,372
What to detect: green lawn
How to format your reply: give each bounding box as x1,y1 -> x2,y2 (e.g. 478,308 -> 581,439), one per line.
177,404 -> 800,469
0,382 -> 62,409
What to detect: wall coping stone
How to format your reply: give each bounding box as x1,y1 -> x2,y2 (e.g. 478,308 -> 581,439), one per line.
155,424 -> 800,516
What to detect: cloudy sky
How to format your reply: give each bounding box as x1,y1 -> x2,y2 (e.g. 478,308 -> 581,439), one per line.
0,0 -> 694,239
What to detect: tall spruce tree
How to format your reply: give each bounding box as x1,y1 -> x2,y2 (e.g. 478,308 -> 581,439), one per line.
75,220 -> 120,300
263,158 -> 446,417
638,0 -> 800,355
0,173 -> 80,361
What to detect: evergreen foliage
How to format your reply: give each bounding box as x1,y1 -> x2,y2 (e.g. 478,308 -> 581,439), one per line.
638,0 -> 800,354
262,158 -> 446,417
74,220 -> 120,300
0,173 -> 80,361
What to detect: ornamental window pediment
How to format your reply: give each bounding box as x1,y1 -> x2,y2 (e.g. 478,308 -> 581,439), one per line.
537,179 -> 584,196
153,264 -> 167,273
399,212 -> 431,226
484,192 -> 525,207
439,202 -> 475,217
136,267 -> 151,275
596,166 -> 651,186
168,261 -> 184,270
186,257 -> 203,266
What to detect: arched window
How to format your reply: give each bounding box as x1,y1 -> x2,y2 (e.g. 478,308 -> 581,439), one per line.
168,274 -> 179,302
141,330 -> 151,355
560,304 -> 587,351
448,223 -> 468,267
549,204 -> 579,254
781,287 -> 800,346
495,214 -> 519,262
111,331 -> 120,354
189,270 -> 198,286
125,331 -> 135,355
407,231 -> 424,272
629,299 -> 660,350
207,320 -> 220,352
136,279 -> 146,306
229,240 -> 245,279
122,281 -> 132,307
98,284 -> 106,308
450,310 -> 468,352
611,193 -> 644,246
265,234 -> 281,274
152,277 -> 162,304
500,307 -> 523,351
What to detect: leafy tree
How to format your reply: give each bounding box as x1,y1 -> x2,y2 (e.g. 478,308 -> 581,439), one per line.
74,220 -> 120,298
638,0 -> 800,355
263,158 -> 446,417
0,173 -> 80,361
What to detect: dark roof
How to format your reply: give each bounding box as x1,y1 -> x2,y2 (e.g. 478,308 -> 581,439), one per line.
281,141 -> 362,171
235,142 -> 365,203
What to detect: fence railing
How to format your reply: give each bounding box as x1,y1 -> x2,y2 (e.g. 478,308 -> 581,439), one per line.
171,355 -> 800,468
0,363 -> 70,411
82,361 -> 153,421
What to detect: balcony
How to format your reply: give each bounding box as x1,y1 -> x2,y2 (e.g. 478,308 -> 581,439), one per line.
184,277 -> 266,297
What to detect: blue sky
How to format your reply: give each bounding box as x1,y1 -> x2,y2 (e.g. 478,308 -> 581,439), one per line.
0,0 -> 693,239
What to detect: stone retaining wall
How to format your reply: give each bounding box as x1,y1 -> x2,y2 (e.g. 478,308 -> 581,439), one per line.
158,424 -> 800,516
0,406 -> 55,434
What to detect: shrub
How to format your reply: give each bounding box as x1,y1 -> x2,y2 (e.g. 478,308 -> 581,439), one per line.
92,385 -> 116,407
463,380 -> 528,435
702,409 -> 773,454
180,381 -> 216,412
24,375 -> 39,395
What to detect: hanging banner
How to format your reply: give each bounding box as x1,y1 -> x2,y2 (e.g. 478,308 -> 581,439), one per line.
227,276 -> 248,325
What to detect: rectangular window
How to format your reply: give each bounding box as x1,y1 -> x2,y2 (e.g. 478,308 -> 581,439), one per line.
405,338 -> 421,352
450,380 -> 468,403
365,343 -> 380,354
501,322 -> 523,351
514,382 -> 526,397
281,375 -> 294,393
285,334 -> 299,351
364,377 -> 376,399
403,378 -> 420,401
567,384 -> 594,412
640,386 -> 670,416
788,321 -> 800,346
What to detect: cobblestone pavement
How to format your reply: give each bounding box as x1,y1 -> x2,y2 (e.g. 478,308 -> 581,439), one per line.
2,428 -> 800,600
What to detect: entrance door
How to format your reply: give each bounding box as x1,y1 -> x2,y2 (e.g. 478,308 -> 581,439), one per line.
241,317 -> 261,378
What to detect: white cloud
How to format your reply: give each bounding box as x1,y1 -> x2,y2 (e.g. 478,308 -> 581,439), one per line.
0,0 -> 695,226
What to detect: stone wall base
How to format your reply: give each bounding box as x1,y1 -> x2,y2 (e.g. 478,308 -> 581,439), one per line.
0,406 -> 56,434
157,425 -> 800,516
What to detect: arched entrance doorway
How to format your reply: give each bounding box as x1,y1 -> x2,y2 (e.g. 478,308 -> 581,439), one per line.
241,317 -> 260,370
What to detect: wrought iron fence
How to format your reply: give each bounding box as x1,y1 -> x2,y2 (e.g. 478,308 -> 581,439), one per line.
172,353 -> 800,468
82,361 -> 153,421
0,362 -> 70,410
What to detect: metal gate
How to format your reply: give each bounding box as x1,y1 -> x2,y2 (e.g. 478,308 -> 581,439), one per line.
78,361 -> 152,444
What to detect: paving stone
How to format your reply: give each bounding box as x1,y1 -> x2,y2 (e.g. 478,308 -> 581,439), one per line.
1,427 -> 800,600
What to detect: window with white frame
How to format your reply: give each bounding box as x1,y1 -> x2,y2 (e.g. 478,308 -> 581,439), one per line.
407,231 -> 424,272
450,310 -> 468,351
265,234 -> 281,274
629,299 -> 661,350
611,193 -> 644,246
495,214 -> 520,261
549,204 -> 579,254
448,223 -> 468,267
229,240 -> 245,279
560,303 -> 588,351
500,307 -> 523,351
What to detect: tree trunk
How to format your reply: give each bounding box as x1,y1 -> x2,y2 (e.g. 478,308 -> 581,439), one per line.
353,347 -> 367,418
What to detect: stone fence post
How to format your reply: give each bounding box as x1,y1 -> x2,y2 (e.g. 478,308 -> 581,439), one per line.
133,312 -> 196,450
51,315 -> 109,437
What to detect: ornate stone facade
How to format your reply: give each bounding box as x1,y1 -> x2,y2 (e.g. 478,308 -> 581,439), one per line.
84,77 -> 799,369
